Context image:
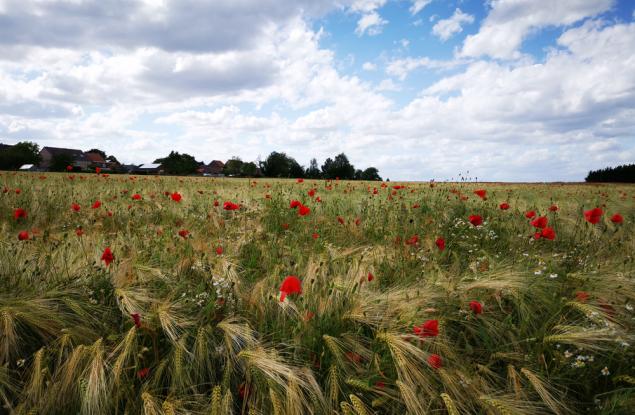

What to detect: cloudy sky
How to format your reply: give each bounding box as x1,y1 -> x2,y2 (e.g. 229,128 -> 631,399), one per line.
1,0 -> 634,181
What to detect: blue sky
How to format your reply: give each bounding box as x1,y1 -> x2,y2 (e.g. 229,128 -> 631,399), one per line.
0,0 -> 634,181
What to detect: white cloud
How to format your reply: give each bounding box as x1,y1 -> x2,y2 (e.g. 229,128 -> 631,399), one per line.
432,9 -> 474,41
460,0 -> 613,59
355,11 -> 388,36
362,61 -> 377,71
376,79 -> 401,92
386,56 -> 466,80
409,0 -> 432,16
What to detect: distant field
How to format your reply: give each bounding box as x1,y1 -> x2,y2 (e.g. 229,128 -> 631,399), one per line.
1,172 -> 634,414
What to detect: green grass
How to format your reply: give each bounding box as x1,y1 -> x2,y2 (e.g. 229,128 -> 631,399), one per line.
1,172 -> 634,414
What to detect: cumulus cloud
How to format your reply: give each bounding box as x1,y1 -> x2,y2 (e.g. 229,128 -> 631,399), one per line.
432,9 -> 474,41
409,0 -> 432,16
460,0 -> 613,59
355,11 -> 388,36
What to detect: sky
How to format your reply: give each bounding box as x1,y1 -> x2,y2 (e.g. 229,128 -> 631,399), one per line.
0,0 -> 634,181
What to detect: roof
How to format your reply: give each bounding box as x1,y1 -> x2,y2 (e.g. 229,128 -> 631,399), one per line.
138,163 -> 162,169
41,146 -> 84,157
0,143 -> 13,151
85,152 -> 106,163
19,164 -> 34,170
209,160 -> 225,168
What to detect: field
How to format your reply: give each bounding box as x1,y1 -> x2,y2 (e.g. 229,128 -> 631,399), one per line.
1,172 -> 634,415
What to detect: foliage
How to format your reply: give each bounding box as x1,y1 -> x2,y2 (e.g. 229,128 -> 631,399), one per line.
0,174 -> 634,414
322,153 -> 355,180
0,141 -> 41,170
154,151 -> 199,175
49,153 -> 75,172
224,157 -> 244,176
259,151 -> 303,178
586,164 -> 635,183
86,149 -> 107,159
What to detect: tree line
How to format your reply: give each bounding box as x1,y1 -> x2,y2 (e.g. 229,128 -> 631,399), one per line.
585,164 -> 635,183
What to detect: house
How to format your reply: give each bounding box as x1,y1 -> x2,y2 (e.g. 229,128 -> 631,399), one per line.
205,160 -> 225,176
134,163 -> 163,174
85,151 -> 109,169
39,146 -> 89,170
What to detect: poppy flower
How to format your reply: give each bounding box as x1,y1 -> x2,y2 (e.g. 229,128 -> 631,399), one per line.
469,215 -> 483,226
178,229 -> 189,238
469,300 -> 483,315
131,313 -> 142,328
92,200 -> 101,209
540,227 -> 556,240
308,189 -> 316,197
525,210 -> 536,219
101,247 -> 114,266
279,275 -> 302,301
405,234 -> 419,245
610,213 -> 623,224
15,189 -> 21,194
71,203 -> 81,212
223,201 -> 240,210
132,194 -> 142,200
412,203 -> 420,209
575,291 -> 590,302
427,354 -> 442,369
290,200 -> 301,209
75,227 -> 84,237
474,189 -> 487,199
13,208 -> 27,220
337,216 -> 345,225
137,367 -> 150,379
281,223 -> 289,230
298,205 -> 310,216
530,216 -> 548,229
435,237 -> 445,251
312,232 -> 319,240
413,319 -> 439,338
367,272 -> 374,282
66,165 -> 73,171
584,208 -> 603,224
549,204 -> 559,212
171,192 -> 182,202
215,246 -> 223,255
95,167 -> 101,174
213,200 -> 219,207
297,178 -> 304,183
18,231 -> 29,241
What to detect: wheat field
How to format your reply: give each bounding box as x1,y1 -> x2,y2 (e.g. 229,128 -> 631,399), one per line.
1,172 -> 634,414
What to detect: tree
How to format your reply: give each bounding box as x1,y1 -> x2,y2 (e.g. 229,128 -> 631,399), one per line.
106,155 -> 120,164
87,148 -> 107,159
224,157 -> 244,176
154,151 -> 199,175
305,158 -> 321,179
321,153 -> 355,180
260,152 -> 303,178
361,167 -> 382,181
241,161 -> 258,177
0,141 -> 41,170
354,169 -> 363,180
586,164 -> 635,183
50,153 -> 75,172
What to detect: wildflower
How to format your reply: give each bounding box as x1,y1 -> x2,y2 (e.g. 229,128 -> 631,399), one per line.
13,208 -> 27,220
337,216 -> 345,224
435,237 -> 445,251
575,291 -> 590,302
469,300 -> 483,315
610,213 -> 623,224
413,319 -> 439,338
131,313 -> 142,328
469,215 -> 483,226
223,201 -> 240,210
282,223 -> 289,230
92,200 -> 101,209
71,203 -> 81,212
355,217 -> 361,226
312,232 -> 319,240
427,354 -> 442,369
171,192 -> 182,202
405,234 -> 419,245
290,200 -> 301,209
308,188 -> 316,197
601,367 -> 610,376
298,204 -> 311,216
75,227 -> 84,237
474,189 -> 487,199
95,167 -> 101,174
137,367 -> 150,379
499,202 -> 510,210
132,194 -> 142,200
531,216 -> 548,229
66,165 -> 73,171
279,275 -> 302,301
18,231 -> 29,241
178,229 -> 189,238
296,178 -> 304,183
549,204 -> 559,212
101,247 -> 114,266
367,272 -> 374,282
541,227 -> 556,240
525,210 -> 536,219
584,208 -> 603,224
213,200 -> 219,207
215,246 -> 223,255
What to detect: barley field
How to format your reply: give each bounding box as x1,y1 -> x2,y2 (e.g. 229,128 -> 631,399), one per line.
1,172 -> 634,414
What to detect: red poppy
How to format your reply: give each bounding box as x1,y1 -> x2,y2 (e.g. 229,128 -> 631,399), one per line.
427,354 -> 442,369
132,194 -> 142,200
279,275 -> 302,301
178,229 -> 189,238
137,367 -> 150,379
304,311 -> 315,321
13,208 -> 27,220
548,204 -> 559,212
101,247 -> 114,266
499,202 -> 510,210
540,227 -> 556,240
281,223 -> 289,230
296,178 -> 304,183
525,210 -> 536,219
131,313 -> 142,328
290,200 -> 301,209
367,272 -> 374,282
298,205 -> 310,216
435,237 -> 445,251
92,200 -> 101,209
14,188 -> 21,194
469,300 -> 483,314
223,201 -> 240,210
412,203 -> 420,209
469,215 -> 483,226
530,216 -> 548,229
308,189 -> 316,197
18,231 -> 29,241
312,232 -> 319,240
71,203 -> 81,212
584,208 -> 603,224
413,319 -> 439,338
337,216 -> 345,225
213,200 -> 219,207
474,189 -> 487,199
405,234 -> 419,245
75,227 -> 84,237
66,165 -> 73,171
171,192 -> 182,202
610,213 -> 623,224
215,246 -> 223,255
575,291 -> 590,302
